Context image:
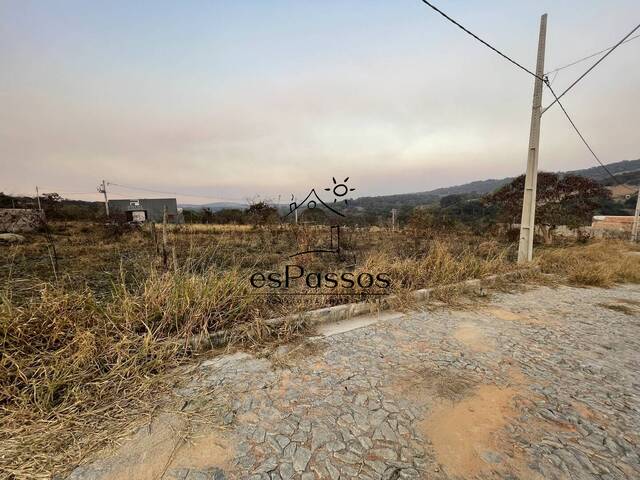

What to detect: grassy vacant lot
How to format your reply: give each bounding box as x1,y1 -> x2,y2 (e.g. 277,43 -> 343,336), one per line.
1,221 -> 639,479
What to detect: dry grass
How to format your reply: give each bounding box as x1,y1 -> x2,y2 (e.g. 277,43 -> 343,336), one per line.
166,223 -> 254,234
2,223 -> 638,478
0,223 -> 519,478
538,240 -> 640,287
0,269 -> 274,478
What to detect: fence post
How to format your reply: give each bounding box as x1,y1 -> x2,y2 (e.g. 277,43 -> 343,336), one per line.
162,206 -> 168,271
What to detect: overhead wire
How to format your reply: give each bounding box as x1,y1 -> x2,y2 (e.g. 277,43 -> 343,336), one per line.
542,23 -> 640,113
418,0 -> 543,81
106,181 -> 260,203
417,0 -> 637,195
543,78 -> 636,194
545,33 -> 640,75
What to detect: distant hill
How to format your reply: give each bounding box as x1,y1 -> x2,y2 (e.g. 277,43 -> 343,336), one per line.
347,158 -> 640,211
175,159 -> 640,213
3,158 -> 636,221
179,202 -> 247,211
564,159 -> 640,182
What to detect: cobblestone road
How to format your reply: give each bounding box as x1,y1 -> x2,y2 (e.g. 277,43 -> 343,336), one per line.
69,284 -> 640,480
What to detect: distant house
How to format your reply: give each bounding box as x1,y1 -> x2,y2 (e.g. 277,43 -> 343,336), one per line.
591,215 -> 634,233
107,198 -> 182,223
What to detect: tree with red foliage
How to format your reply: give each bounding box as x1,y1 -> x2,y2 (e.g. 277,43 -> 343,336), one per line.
482,172 -> 611,243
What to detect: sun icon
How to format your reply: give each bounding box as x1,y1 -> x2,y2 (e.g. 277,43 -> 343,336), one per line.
325,177 -> 355,205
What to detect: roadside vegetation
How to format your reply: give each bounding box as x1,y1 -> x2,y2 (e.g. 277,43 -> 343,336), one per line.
538,240 -> 640,287
0,221 -> 516,478
1,172 -> 639,478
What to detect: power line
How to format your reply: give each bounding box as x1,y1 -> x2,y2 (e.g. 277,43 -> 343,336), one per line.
417,0 -> 639,115
106,181 -> 253,203
543,23 -> 640,114
546,33 -> 640,75
418,0 -> 543,81
417,1 -> 637,197
30,187 -> 101,195
543,79 -> 636,194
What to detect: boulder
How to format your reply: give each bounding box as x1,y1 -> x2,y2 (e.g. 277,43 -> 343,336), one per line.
0,208 -> 44,233
0,233 -> 26,244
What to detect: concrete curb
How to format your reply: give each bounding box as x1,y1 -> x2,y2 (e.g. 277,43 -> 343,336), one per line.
192,267 -> 538,350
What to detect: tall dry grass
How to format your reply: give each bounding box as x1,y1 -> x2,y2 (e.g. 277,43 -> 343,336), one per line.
4,223 -> 637,478
0,266 -> 284,479
362,239 -> 510,291
538,240 -> 640,287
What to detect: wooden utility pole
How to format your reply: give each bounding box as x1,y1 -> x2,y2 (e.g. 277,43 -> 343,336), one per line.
631,186 -> 640,243
518,14 -> 548,264
35,186 -> 42,211
98,180 -> 110,217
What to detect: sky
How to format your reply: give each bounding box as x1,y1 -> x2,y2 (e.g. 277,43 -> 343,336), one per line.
1,0 -> 639,204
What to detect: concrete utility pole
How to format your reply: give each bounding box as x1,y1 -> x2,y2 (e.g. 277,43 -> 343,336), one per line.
98,180 -> 110,217
391,208 -> 397,231
517,13 -> 548,264
35,186 -> 42,211
631,186 -> 640,243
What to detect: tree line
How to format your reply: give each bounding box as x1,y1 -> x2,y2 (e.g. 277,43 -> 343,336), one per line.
2,172 -> 636,236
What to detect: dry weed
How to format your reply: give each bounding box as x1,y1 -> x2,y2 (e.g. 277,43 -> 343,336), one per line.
5,223 -> 636,478
538,240 -> 640,287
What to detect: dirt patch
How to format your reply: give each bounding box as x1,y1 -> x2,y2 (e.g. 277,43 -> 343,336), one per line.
170,431 -> 231,470
453,322 -> 493,352
95,413 -> 232,480
485,306 -> 547,325
389,366 -> 478,403
420,383 -> 537,479
265,338 -> 327,371
571,400 -> 597,421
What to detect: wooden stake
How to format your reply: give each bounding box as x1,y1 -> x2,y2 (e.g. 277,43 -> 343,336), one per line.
172,245 -> 179,274
162,206 -> 168,271
150,222 -> 158,253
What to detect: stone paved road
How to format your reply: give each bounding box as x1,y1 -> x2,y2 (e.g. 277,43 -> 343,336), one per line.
69,284 -> 640,480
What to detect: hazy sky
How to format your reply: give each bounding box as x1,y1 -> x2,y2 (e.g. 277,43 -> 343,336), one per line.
1,1 -> 639,203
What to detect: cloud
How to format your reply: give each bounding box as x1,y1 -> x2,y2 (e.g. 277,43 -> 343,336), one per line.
1,1 -> 639,201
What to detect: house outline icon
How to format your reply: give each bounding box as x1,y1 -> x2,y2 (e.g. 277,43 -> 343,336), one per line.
285,188 -> 345,219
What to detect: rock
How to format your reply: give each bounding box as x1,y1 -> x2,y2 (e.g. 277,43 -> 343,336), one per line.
0,208 -> 43,233
0,233 -> 25,244
278,462 -> 294,480
311,426 -> 333,451
326,440 -> 346,452
358,435 -> 374,450
168,468 -> 190,480
333,450 -> 360,464
253,426 -> 267,443
480,451 -> 503,464
184,468 -> 226,480
372,448 -> 398,462
283,441 -> 297,459
275,434 -> 290,449
293,446 -> 312,472
340,464 -> 361,477
255,458 -> 278,473
325,461 -> 340,480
